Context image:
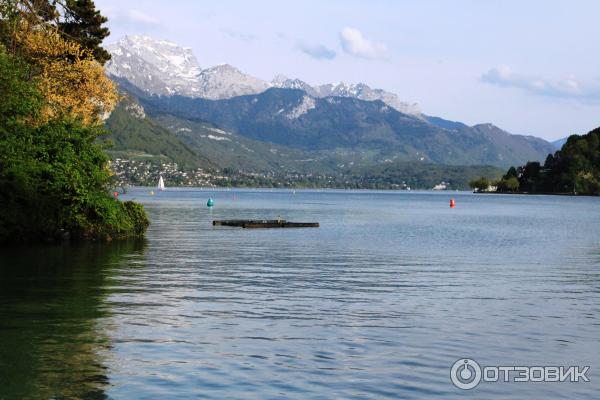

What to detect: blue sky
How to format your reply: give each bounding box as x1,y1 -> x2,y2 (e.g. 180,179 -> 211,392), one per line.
95,0 -> 600,141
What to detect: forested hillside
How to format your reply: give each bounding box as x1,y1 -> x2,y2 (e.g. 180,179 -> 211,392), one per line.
104,96 -> 212,169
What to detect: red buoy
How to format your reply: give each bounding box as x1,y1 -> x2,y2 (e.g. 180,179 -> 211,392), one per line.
113,191 -> 119,199
450,198 -> 456,208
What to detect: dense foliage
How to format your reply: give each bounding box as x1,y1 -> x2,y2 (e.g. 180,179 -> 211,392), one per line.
472,127 -> 600,195
0,1 -> 148,243
55,0 -> 111,64
469,176 -> 490,192
2,0 -> 111,63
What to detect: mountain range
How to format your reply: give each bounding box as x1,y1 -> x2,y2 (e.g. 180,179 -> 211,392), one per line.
106,35 -> 420,114
104,95 -> 505,189
104,34 -> 556,175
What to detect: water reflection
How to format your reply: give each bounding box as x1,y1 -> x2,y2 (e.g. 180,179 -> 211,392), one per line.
2,189 -> 600,399
0,240 -> 146,399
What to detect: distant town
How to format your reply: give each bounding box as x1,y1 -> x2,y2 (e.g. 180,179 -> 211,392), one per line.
109,159 -> 418,190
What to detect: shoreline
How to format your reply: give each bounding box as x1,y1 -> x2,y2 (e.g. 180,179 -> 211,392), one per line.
475,191 -> 597,197
117,186 -> 473,194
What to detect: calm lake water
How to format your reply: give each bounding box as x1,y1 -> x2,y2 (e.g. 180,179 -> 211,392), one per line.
1,188 -> 599,399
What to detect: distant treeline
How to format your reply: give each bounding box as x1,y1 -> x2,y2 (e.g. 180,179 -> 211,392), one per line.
347,162 -> 502,190
470,127 -> 600,195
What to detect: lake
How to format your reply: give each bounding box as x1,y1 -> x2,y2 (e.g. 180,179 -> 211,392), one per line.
1,188 -> 599,399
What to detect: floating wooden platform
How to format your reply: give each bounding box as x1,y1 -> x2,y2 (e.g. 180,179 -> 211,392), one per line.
213,219 -> 319,228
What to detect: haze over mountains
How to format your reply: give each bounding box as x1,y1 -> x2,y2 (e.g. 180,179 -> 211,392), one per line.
105,34 -> 556,172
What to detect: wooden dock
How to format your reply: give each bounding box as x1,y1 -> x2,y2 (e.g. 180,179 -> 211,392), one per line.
213,219 -> 319,228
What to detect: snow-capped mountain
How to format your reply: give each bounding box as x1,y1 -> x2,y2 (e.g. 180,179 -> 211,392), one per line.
271,74 -> 320,97
106,35 -> 202,97
198,64 -> 270,100
272,78 -> 421,115
315,82 -> 421,115
106,35 -> 268,99
106,35 -> 421,115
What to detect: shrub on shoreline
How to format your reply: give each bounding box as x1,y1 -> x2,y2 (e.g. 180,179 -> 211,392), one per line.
0,42 -> 148,244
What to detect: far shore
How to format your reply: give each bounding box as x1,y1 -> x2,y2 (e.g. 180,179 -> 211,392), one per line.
475,191 -> 596,197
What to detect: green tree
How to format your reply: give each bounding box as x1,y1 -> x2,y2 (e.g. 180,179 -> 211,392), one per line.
517,161 -> 541,192
469,176 -> 490,192
498,128 -> 600,195
57,0 -> 111,64
503,166 -> 518,180
496,177 -> 519,192
0,44 -> 147,242
0,0 -> 111,64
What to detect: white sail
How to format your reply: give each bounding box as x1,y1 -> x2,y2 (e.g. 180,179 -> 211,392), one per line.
158,176 -> 165,191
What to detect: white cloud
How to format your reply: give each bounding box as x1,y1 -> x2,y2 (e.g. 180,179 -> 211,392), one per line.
104,7 -> 160,29
297,42 -> 336,60
339,27 -> 388,60
482,66 -> 600,101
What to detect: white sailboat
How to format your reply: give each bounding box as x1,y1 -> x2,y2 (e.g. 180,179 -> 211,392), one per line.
157,176 -> 165,191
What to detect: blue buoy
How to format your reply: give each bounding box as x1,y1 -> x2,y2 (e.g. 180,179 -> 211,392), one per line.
207,198 -> 214,207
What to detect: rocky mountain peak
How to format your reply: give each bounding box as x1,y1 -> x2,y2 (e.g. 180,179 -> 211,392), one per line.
271,75 -> 319,97
106,34 -> 421,114
315,82 -> 421,115
106,35 -> 202,97
271,74 -> 290,85
197,64 -> 270,100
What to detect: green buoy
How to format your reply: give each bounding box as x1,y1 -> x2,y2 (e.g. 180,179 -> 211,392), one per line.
207,198 -> 214,207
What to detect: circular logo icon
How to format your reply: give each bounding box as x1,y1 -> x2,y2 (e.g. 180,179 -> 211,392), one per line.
451,358 -> 482,390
